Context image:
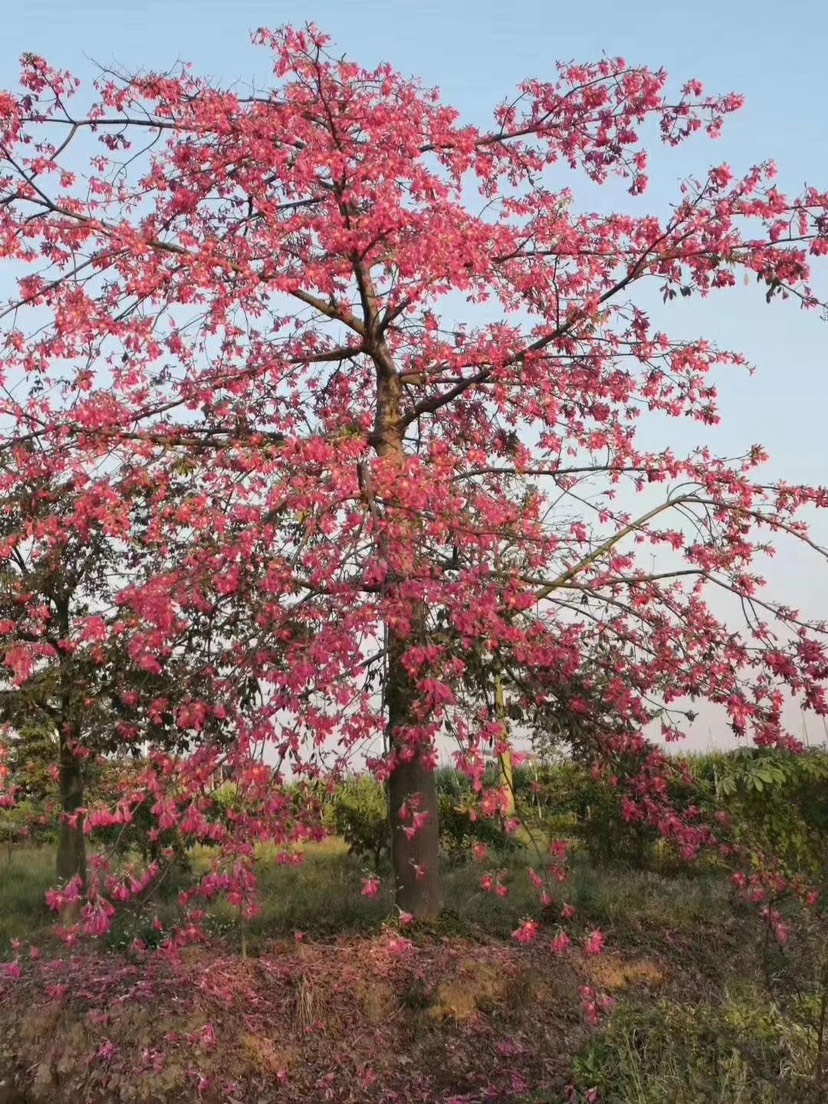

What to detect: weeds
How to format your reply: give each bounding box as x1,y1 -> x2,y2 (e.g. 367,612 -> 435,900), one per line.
572,988 -> 819,1103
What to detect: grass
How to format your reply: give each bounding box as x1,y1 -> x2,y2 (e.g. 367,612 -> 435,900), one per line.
569,859 -> 734,932
571,986 -> 822,1104
3,840 -> 827,1103
187,843 -> 737,953
0,836 -> 736,957
0,844 -> 55,949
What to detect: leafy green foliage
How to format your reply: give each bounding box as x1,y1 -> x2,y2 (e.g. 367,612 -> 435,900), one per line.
437,793 -> 519,859
709,748 -> 828,881
518,757 -> 661,868
326,772 -> 521,869
572,989 -> 820,1103
329,776 -> 390,870
3,723 -> 58,803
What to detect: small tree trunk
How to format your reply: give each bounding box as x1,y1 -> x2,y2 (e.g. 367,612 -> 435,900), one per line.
495,675 -> 516,816
386,627 -> 442,920
56,737 -> 86,887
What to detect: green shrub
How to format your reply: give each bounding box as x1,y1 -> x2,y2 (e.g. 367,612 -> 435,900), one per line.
708,747 -> 828,882
434,766 -> 474,801
331,776 -> 389,869
0,800 -> 58,849
523,758 -> 660,868
437,793 -> 519,860
326,771 -> 522,868
572,988 -> 819,1103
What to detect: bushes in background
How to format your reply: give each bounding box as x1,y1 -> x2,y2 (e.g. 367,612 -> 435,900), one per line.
329,775 -> 391,869
325,771 -> 519,868
6,745 -> 828,882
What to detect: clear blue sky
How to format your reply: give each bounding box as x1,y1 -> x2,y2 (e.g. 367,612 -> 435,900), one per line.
2,0 -> 823,476
2,0 -> 827,746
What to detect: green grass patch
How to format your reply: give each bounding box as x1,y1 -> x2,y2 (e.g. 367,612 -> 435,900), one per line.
0,838 -> 737,958
572,986 -> 821,1103
569,856 -> 733,934
0,845 -> 55,949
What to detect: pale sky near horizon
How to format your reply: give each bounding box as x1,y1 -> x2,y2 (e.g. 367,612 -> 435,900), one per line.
2,0 -> 827,752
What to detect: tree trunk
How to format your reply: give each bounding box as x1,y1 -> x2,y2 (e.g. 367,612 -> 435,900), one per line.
495,675 -> 516,816
370,331 -> 442,919
56,736 -> 86,886
386,628 -> 442,920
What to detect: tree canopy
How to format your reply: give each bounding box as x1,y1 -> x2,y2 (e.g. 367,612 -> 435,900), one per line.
1,24 -> 827,924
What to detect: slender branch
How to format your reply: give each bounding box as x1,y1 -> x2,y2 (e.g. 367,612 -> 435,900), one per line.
532,494 -> 695,600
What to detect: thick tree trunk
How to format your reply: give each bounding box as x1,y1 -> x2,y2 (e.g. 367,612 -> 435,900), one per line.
386,629 -> 442,920
56,737 -> 86,886
370,330 -> 442,919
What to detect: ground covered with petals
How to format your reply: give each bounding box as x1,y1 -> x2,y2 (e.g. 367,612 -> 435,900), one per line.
0,935 -> 606,1104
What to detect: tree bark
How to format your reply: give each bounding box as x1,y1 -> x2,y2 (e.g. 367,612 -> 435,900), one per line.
371,344 -> 442,920
56,733 -> 86,886
495,675 -> 516,816
386,627 -> 442,920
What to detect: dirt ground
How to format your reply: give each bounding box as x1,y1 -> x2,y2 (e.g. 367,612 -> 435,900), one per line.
0,931 -> 671,1104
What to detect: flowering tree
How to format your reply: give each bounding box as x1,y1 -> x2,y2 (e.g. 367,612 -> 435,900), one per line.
1,24 -> 828,925
0,459 -> 256,884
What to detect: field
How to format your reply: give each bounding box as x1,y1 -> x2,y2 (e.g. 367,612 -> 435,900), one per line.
1,826 -> 826,1104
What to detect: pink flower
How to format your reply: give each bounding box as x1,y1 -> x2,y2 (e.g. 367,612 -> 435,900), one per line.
95,1040 -> 117,1063
4,643 -> 35,682
583,930 -> 606,956
774,921 -> 790,945
385,936 -> 413,956
580,985 -> 614,1025
512,919 -> 540,944
361,876 -> 381,898
198,1023 -> 217,1049
561,903 -> 577,920
550,931 -> 572,955
528,867 -> 544,890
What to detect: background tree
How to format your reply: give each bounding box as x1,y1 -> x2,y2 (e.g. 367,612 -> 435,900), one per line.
0,456 -> 259,884
1,27 -> 828,924
3,720 -> 59,806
